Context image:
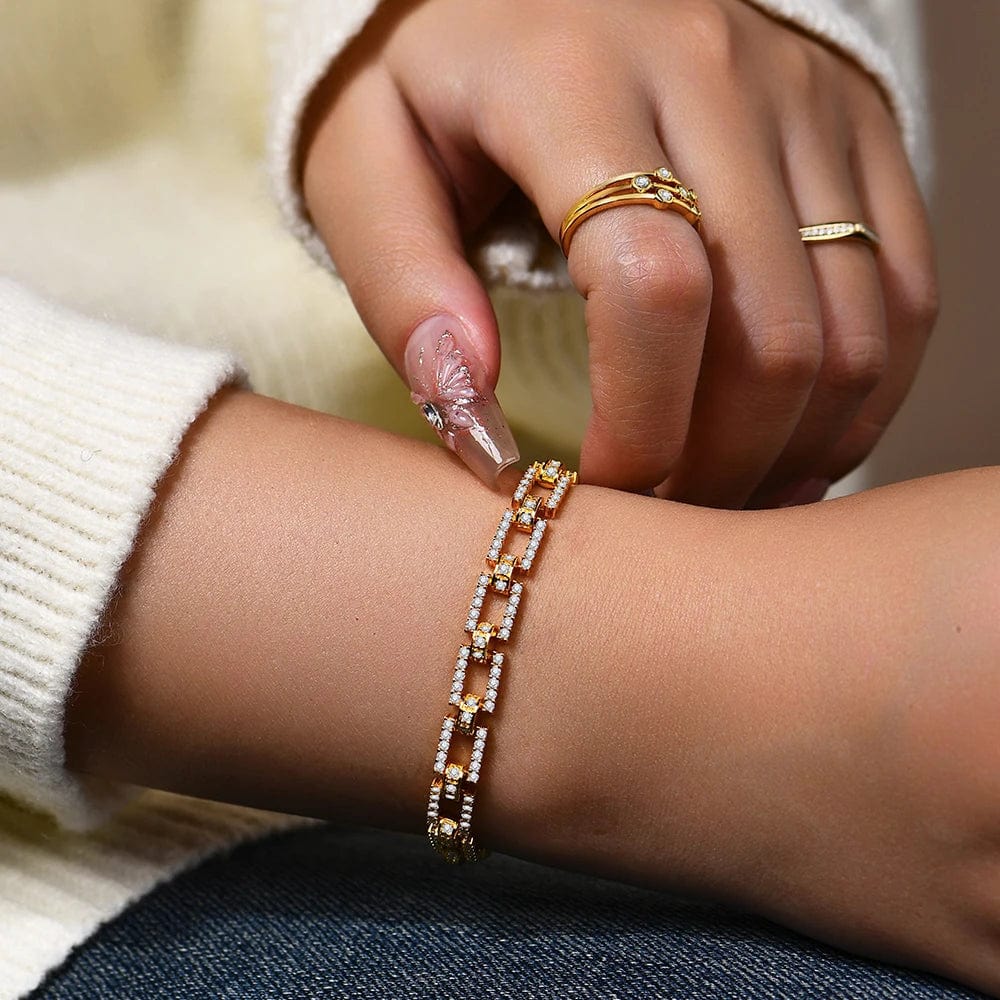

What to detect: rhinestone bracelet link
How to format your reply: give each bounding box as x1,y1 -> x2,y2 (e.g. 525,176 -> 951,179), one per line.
426,459 -> 577,863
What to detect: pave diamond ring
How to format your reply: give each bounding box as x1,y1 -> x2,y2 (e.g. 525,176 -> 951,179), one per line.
559,168 -> 702,257
799,221 -> 882,249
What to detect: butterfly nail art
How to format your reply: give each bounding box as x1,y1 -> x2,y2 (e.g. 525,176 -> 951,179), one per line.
405,316 -> 520,484
410,331 -> 483,448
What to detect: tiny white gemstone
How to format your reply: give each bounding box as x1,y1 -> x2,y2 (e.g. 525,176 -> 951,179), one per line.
465,620 -> 477,631
656,189 -> 673,203
475,586 -> 486,598
472,597 -> 482,609
657,167 -> 673,180
460,646 -> 470,657
439,738 -> 450,749
520,559 -> 532,570
633,175 -> 652,190
493,653 -> 504,664
490,666 -> 502,678
460,711 -> 473,725
471,752 -> 483,764
474,738 -> 486,749
473,636 -> 486,648
443,718 -> 454,728
498,628 -> 511,640
483,699 -> 496,712
679,187 -> 688,199
478,574 -> 489,585
503,616 -> 514,628
512,583 -> 523,594
496,579 -> 507,592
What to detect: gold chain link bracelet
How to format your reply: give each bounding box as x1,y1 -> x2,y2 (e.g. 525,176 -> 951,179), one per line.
426,459 -> 578,863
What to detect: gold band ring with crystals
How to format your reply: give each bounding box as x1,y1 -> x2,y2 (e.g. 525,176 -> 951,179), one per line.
559,168 -> 701,257
427,459 -> 577,864
799,221 -> 881,249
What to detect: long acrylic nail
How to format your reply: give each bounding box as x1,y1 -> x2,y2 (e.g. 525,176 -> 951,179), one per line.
405,314 -> 519,484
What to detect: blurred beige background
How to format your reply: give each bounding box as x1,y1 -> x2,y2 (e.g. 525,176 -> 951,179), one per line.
862,0 -> 1000,487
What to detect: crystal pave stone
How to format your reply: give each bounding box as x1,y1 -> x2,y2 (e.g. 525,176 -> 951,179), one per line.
471,622 -> 495,661
457,693 -> 481,733
420,402 -> 444,432
466,727 -> 488,783
490,553 -> 517,594
656,189 -> 673,204
434,716 -> 455,774
514,495 -> 541,530
536,459 -> 562,487
632,174 -> 652,191
657,167 -> 673,181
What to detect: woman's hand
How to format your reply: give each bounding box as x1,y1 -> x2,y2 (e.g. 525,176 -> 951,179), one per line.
300,0 -> 937,505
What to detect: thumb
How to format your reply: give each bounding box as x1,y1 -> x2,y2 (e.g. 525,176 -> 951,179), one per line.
301,65 -> 518,484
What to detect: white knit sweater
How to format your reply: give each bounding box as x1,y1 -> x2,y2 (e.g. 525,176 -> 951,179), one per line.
0,2 -> 927,996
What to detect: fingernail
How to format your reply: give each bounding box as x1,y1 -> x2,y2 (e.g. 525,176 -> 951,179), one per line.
772,477 -> 832,508
405,314 -> 519,484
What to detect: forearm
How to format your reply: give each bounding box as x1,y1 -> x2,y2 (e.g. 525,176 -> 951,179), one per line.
63,388 -> 1000,910
64,388 -> 706,853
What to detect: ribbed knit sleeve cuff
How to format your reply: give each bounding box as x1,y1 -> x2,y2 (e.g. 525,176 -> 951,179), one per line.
744,0 -> 930,191
0,279 -> 249,833
263,0 -> 383,275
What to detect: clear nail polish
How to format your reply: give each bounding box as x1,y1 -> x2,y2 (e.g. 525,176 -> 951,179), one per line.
405,314 -> 519,484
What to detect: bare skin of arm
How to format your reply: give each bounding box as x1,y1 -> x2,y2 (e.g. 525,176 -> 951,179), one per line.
65,388 -> 1000,995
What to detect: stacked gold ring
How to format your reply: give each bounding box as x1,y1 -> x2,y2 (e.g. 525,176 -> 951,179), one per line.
559,168 -> 701,257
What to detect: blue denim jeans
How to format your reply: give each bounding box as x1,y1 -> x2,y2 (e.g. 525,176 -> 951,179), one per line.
31,824 -> 984,999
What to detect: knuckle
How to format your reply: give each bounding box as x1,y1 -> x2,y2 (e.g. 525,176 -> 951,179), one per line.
780,37 -> 823,97
606,225 -> 713,322
743,318 -> 823,390
679,2 -> 738,69
895,264 -> 941,336
821,330 -> 888,398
